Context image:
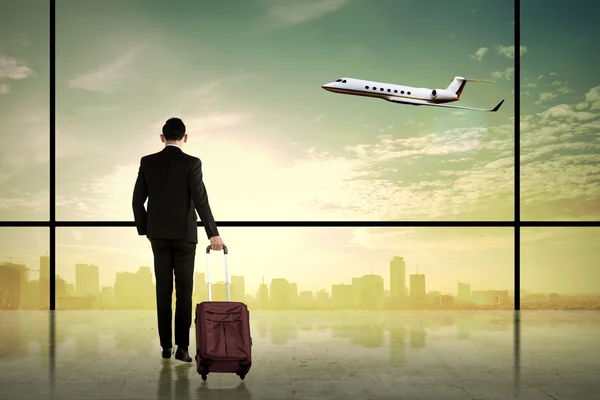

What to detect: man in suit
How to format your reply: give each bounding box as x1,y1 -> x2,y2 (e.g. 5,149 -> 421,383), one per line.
132,117 -> 225,363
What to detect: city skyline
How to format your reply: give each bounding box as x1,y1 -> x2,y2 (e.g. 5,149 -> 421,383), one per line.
0,1 -> 598,222
1,227 -> 599,299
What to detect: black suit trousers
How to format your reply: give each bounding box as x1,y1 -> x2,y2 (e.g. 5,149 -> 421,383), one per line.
150,239 -> 196,348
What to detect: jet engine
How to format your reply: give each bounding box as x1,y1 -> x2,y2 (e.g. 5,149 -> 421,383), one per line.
430,89 -> 457,101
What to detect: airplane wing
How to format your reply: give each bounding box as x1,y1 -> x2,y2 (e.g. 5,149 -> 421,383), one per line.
386,96 -> 504,112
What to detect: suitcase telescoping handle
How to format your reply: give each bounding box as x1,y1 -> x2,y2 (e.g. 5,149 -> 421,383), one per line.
205,245 -> 230,302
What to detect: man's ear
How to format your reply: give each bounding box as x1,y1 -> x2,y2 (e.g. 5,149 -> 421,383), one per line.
160,134 -> 165,143
183,134 -> 188,143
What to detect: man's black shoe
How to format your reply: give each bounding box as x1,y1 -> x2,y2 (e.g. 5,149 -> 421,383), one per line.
161,347 -> 174,359
175,347 -> 193,363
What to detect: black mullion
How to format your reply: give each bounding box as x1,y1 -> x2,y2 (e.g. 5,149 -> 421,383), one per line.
49,0 -> 56,311
514,0 -> 521,311
3,221 -> 600,227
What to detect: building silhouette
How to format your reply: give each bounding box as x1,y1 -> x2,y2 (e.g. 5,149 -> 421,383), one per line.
409,274 -> 426,302
11,252 -> 600,311
458,282 -> 471,304
75,264 -> 100,297
390,256 -> 407,299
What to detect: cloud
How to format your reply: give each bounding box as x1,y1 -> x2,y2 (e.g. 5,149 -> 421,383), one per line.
575,86 -> 600,110
491,67 -> 514,80
0,56 -> 33,79
264,0 -> 351,26
56,121 -> 516,222
495,45 -> 528,59
469,47 -> 489,61
524,82 -> 536,88
521,84 -> 600,220
68,46 -> 144,94
0,83 -> 9,94
540,104 -> 596,122
535,91 -> 558,104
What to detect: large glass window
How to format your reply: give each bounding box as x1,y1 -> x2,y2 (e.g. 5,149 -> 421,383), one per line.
521,0 -> 600,222
0,228 -> 50,310
0,0 -> 50,221
54,0 -> 514,222
0,0 -> 596,313
55,227 -> 514,310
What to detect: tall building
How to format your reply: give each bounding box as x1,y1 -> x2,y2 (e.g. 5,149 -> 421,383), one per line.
231,275 -> 245,302
40,255 -> 50,309
409,274 -> 426,300
390,256 -> 406,298
0,262 -> 28,309
270,278 -> 290,308
458,282 -> 471,303
331,284 -> 354,309
353,275 -> 385,309
114,267 -> 154,309
288,282 -> 298,305
40,254 -> 50,280
257,277 -> 269,307
75,264 -> 100,297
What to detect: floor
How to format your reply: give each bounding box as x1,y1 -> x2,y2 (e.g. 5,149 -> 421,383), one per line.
0,310 -> 598,400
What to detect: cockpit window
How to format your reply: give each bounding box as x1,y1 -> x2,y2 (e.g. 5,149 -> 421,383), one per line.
335,79 -> 342,82
341,80 -> 347,83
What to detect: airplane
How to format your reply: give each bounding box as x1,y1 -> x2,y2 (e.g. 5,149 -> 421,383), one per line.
321,76 -> 504,112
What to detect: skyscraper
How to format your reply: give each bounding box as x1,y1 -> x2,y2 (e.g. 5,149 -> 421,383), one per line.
458,282 -> 471,303
231,275 -> 245,302
390,256 -> 406,298
75,264 -> 100,297
409,274 -> 426,300
40,254 -> 50,309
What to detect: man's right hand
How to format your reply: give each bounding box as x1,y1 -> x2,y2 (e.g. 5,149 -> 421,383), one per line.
209,236 -> 225,251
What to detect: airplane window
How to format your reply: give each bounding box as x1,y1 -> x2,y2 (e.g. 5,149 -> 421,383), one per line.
373,87 -> 377,90
365,86 -> 369,89
394,90 -> 398,93
401,91 -> 404,94
387,89 -> 391,92
407,92 -> 411,95
335,79 -> 342,82
380,88 -> 384,91
342,80 -> 347,83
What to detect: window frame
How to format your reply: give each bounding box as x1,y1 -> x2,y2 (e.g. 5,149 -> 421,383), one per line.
1,0 -> 598,311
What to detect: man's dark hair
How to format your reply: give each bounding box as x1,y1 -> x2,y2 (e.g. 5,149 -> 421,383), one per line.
162,117 -> 186,141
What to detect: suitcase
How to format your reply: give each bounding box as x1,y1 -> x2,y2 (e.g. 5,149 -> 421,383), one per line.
195,245 -> 252,381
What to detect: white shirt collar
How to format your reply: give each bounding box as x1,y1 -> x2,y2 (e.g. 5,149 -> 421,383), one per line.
165,143 -> 181,149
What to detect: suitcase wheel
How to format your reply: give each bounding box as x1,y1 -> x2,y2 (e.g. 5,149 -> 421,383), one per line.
201,374 -> 207,382
237,372 -> 246,380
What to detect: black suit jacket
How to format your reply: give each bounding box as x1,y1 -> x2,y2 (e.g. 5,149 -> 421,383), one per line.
132,145 -> 219,243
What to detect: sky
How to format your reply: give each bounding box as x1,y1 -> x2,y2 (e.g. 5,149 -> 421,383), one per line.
0,1 -> 598,295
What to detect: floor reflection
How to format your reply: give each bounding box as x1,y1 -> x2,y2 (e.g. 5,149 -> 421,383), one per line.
0,310 -> 597,399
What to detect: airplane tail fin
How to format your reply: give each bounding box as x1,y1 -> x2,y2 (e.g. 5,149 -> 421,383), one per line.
446,77 -> 494,99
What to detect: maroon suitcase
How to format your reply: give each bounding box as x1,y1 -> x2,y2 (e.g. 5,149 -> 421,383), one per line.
195,245 -> 252,381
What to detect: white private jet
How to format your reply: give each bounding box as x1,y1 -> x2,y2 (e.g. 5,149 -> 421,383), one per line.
321,76 -> 504,112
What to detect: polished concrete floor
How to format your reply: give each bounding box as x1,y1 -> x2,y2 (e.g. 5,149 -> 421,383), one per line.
0,310 -> 598,400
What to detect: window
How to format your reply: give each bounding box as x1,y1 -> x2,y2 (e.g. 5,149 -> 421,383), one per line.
1,0 -> 594,317
407,92 -> 411,95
